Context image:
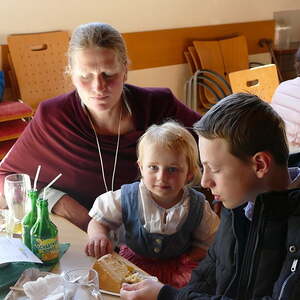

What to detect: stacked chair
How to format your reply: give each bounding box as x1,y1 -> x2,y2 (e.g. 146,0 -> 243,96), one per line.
184,68 -> 232,114
184,35 -> 278,114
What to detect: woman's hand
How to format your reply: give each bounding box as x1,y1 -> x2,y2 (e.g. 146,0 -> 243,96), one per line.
85,233 -> 112,258
120,279 -> 163,300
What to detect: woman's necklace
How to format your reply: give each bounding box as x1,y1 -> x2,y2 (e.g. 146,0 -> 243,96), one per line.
86,106 -> 122,192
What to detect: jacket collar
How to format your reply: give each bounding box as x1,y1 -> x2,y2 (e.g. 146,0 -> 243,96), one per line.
245,167 -> 300,220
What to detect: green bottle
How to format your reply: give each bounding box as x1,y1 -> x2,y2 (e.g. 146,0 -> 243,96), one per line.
31,198 -> 59,265
22,190 -> 39,249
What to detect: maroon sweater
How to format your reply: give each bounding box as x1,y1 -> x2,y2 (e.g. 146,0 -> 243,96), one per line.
0,84 -> 200,209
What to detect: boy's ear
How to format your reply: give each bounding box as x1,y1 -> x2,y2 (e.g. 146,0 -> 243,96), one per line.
251,151 -> 272,178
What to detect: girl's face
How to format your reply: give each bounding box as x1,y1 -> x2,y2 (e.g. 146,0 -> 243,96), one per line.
138,143 -> 193,209
71,47 -> 127,113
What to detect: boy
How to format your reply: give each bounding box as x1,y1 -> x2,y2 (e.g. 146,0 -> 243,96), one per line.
120,93 -> 300,300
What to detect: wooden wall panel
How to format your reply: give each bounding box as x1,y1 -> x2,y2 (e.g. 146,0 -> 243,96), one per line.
123,20 -> 275,70
0,19 -> 275,100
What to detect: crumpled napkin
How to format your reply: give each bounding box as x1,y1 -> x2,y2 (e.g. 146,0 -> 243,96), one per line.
23,274 -> 64,300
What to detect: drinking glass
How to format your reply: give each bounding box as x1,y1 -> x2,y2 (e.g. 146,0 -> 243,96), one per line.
63,268 -> 103,299
4,173 -> 31,237
0,208 -> 9,236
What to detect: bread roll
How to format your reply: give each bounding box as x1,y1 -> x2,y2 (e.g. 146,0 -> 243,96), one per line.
92,252 -> 151,293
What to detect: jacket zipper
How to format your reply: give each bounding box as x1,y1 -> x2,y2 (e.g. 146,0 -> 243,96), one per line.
224,210 -> 241,296
278,258 -> 298,300
237,202 -> 264,300
224,211 -> 238,295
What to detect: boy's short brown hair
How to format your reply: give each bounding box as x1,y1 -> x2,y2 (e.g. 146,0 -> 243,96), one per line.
193,93 -> 289,166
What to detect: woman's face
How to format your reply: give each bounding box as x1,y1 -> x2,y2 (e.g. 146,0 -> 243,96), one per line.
71,47 -> 127,112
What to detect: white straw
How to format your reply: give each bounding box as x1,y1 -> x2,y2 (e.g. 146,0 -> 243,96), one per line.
44,173 -> 62,191
42,173 -> 62,199
33,165 -> 41,191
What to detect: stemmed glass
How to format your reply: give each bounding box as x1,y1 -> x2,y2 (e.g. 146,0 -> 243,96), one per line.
4,173 -> 31,237
63,268 -> 103,299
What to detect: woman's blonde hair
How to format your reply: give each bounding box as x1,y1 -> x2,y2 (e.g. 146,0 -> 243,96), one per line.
137,120 -> 201,186
67,22 -> 128,72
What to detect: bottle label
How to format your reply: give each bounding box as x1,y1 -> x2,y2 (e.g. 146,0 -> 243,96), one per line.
31,237 -> 59,262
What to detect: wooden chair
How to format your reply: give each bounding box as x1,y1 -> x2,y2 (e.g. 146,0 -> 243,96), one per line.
184,46 -> 213,112
193,35 -> 249,104
228,64 -> 279,103
184,69 -> 232,115
7,31 -> 73,110
0,31 -> 71,159
184,50 -> 196,75
184,35 -> 249,112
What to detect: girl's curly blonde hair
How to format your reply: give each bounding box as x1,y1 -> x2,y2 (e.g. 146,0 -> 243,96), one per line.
137,120 -> 201,187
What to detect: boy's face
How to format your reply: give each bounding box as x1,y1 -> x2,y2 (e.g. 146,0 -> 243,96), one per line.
198,136 -> 261,209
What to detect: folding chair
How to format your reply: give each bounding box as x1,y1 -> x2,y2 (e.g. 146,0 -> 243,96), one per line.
228,64 -> 279,102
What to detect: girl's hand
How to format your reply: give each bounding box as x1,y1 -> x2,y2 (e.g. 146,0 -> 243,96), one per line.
85,233 -> 112,258
120,279 -> 163,300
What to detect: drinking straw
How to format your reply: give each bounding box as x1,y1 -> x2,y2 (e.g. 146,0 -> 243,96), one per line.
42,173 -> 62,200
33,165 -> 41,191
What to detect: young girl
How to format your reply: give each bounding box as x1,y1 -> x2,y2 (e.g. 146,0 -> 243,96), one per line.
85,121 -> 219,288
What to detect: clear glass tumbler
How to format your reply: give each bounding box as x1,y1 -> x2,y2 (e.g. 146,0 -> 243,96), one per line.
4,173 -> 31,237
0,208 -> 8,234
63,268 -> 103,299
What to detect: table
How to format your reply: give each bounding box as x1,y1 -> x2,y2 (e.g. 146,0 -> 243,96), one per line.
1,215 -> 119,299
50,214 -> 119,299
50,215 -> 94,273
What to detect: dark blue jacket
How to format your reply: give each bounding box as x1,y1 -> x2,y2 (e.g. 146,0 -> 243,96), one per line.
158,189 -> 300,300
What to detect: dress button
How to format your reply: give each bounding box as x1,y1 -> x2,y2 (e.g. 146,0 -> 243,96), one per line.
289,245 -> 297,253
155,239 -> 162,244
154,247 -> 160,253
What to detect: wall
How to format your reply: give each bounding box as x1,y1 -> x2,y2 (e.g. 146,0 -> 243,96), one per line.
1,0 -> 300,100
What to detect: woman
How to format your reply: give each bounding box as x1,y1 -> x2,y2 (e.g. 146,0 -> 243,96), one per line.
0,23 -> 200,231
271,46 -> 300,167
